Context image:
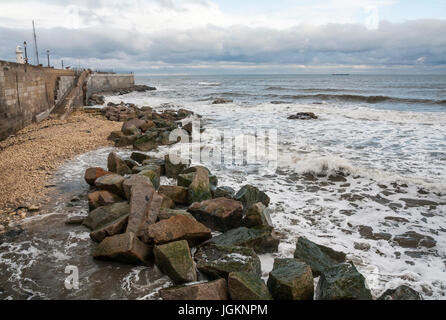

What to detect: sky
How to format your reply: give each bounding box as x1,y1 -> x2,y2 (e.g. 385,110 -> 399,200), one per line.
0,0 -> 445,74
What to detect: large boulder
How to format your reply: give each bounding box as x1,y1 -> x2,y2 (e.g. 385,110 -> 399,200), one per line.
143,214 -> 211,247
133,132 -> 158,151
294,237 -> 346,276
378,285 -> 423,300
93,232 -> 152,265
267,258 -> 314,300
158,186 -> 188,205
187,167 -> 212,204
87,190 -> 123,210
188,198 -> 244,232
154,240 -> 197,284
194,244 -> 261,279
90,214 -> 129,243
234,185 -> 270,210
142,158 -> 165,175
243,202 -> 273,228
95,174 -> 125,197
158,209 -> 195,221
127,185 -> 161,237
138,169 -> 160,190
160,279 -> 228,300
315,262 -> 372,300
177,172 -> 195,188
228,272 -> 273,300
83,202 -> 129,230
122,175 -> 153,200
84,167 -> 112,186
165,154 -> 190,179
206,226 -> 279,254
107,152 -> 132,176
122,118 -> 146,135
213,186 -> 235,199
130,152 -> 150,164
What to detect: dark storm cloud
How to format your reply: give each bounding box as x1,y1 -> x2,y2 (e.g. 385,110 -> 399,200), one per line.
1,19 -> 446,72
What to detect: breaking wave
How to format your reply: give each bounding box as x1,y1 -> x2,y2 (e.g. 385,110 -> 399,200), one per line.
266,93 -> 446,105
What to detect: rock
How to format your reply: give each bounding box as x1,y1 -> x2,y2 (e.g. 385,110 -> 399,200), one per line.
287,112 -> 318,120
294,237 -> 346,276
154,240 -> 197,284
90,214 -> 129,243
158,209 -> 195,221
124,159 -> 139,170
188,197 -> 244,232
88,190 -> 123,210
107,130 -> 124,142
130,152 -> 150,164
228,272 -> 273,300
315,262 -> 372,300
142,158 -> 165,172
378,285 -> 423,300
177,172 -> 195,188
143,214 -> 211,247
244,202 -> 273,228
187,167 -> 212,204
267,258 -> 314,300
213,186 -> 235,199
115,134 -> 138,147
95,173 -> 125,197
133,132 -> 158,151
212,98 -> 233,104
160,194 -> 175,209
122,175 -> 153,200
84,167 -> 112,186
393,231 -> 436,249
194,244 -> 261,279
27,204 -> 41,212
107,152 -> 132,176
206,226 -> 279,254
122,118 -> 146,135
160,279 -> 228,300
358,225 -> 392,241
83,202 -> 129,230
165,154 -> 190,179
138,169 -> 160,190
65,216 -> 85,225
93,232 -> 152,265
234,185 -> 270,210
158,186 -> 188,204
127,185 -> 160,237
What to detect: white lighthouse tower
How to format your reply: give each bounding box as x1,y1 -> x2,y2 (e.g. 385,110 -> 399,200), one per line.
16,45 -> 25,64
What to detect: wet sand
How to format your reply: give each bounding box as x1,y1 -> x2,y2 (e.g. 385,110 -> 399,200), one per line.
0,109 -> 121,226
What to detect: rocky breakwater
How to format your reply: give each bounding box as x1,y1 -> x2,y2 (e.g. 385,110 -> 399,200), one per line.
65,105 -> 424,301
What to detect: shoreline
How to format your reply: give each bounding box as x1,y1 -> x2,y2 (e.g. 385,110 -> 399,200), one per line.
0,109 -> 121,227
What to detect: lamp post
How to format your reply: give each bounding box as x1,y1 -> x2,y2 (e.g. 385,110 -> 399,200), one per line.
23,41 -> 28,64
46,49 -> 50,67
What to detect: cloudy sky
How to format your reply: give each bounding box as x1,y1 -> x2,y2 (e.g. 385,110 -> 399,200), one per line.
1,0 -> 446,74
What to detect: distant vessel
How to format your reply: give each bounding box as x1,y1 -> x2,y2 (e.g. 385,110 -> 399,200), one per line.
332,73 -> 350,76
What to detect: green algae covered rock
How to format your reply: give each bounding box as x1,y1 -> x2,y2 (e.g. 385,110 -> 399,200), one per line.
234,185 -> 270,210
194,244 -> 261,279
205,226 -> 279,254
154,240 -> 197,284
315,262 -> 372,300
228,272 -> 272,300
294,236 -> 346,276
267,258 -> 314,300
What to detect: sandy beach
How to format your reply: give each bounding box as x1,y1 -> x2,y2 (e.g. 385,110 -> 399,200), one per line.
0,109 -> 121,226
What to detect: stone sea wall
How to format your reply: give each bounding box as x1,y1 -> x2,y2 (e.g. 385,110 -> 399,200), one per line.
0,60 -> 76,140
0,60 -> 135,140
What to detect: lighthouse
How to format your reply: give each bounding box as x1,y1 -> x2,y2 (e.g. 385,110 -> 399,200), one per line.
16,45 -> 25,64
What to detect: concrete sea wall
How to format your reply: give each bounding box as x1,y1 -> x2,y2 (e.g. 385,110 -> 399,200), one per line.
0,60 -> 134,140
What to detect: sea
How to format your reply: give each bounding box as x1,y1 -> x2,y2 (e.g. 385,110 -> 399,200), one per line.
1,74 -> 445,299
